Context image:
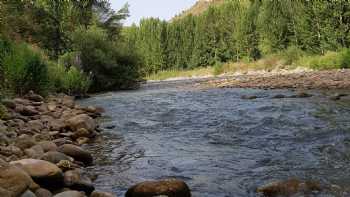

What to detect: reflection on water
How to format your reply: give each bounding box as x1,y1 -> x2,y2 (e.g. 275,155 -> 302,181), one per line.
81,81 -> 350,197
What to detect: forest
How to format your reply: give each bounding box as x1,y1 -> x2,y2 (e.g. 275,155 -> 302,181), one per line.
123,0 -> 350,75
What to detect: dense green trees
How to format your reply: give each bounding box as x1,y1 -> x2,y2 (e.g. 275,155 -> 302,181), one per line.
0,0 -> 142,95
124,0 -> 350,75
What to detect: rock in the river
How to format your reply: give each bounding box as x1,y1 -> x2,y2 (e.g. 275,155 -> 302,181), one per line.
241,95 -> 258,100
64,169 -> 94,194
35,188 -> 53,197
58,144 -> 93,165
65,114 -> 96,132
0,161 -> 38,197
125,179 -> 191,197
11,159 -> 63,189
90,191 -> 115,197
53,191 -> 86,197
257,179 -> 321,197
271,94 -> 286,99
290,92 -> 312,98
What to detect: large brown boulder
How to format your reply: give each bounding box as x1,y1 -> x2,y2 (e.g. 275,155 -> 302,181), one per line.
125,179 -> 191,197
65,114 -> 96,132
64,169 -> 94,194
58,144 -> 93,165
39,141 -> 58,152
11,159 -> 64,189
16,105 -> 39,116
25,91 -> 44,102
0,160 -> 38,197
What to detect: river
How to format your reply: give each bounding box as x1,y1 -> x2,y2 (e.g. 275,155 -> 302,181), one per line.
80,79 -> 350,197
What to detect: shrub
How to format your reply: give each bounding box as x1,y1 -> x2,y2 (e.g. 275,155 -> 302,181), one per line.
279,46 -> 305,65
213,62 -> 224,76
2,43 -> 49,95
72,26 -> 142,92
297,48 -> 350,70
48,61 -> 91,96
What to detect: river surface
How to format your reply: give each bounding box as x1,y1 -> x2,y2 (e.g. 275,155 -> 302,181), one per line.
80,80 -> 350,197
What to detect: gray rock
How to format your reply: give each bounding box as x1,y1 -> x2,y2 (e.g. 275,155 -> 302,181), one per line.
35,188 -> 53,197
90,191 -> 116,197
58,144 -> 93,165
41,151 -> 73,164
64,169 -> 94,194
53,191 -> 86,197
20,190 -> 37,197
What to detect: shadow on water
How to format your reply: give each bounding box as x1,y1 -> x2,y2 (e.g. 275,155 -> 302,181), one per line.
80,81 -> 350,197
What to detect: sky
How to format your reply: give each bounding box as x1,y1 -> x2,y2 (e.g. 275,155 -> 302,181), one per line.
111,0 -> 197,26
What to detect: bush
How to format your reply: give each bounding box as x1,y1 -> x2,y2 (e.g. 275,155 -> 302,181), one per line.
2,43 -> 49,95
213,62 -> 224,76
72,26 -> 142,92
48,61 -> 91,96
298,48 -> 350,70
279,46 -> 305,65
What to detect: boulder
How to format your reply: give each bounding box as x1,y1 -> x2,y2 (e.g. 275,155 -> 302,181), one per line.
0,163 -> 38,197
125,179 -> 191,197
290,92 -> 312,98
17,106 -> 39,116
0,133 -> 10,146
241,95 -> 258,100
39,141 -> 58,152
53,191 -> 86,197
72,128 -> 95,140
0,145 -> 23,157
25,91 -> 44,102
24,145 -> 45,159
33,133 -> 52,142
27,120 -> 44,133
35,188 -> 52,197
62,96 -> 75,108
65,114 -> 96,132
58,144 -> 93,165
41,151 -> 73,164
47,103 -> 57,112
256,179 -> 321,197
15,135 -> 36,150
64,169 -> 94,194
14,98 -> 31,106
76,137 -> 90,145
11,159 -> 63,189
90,191 -> 115,197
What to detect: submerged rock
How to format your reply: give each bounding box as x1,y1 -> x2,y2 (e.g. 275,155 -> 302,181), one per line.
257,179 -> 321,197
125,179 -> 191,197
241,95 -> 258,100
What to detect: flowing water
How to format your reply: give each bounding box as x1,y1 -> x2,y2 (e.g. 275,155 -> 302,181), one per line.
80,80 -> 350,197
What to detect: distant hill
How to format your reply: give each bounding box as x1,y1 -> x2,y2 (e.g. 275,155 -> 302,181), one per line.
173,0 -> 225,20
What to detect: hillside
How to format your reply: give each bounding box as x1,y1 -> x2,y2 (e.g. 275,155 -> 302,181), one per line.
173,0 -> 225,20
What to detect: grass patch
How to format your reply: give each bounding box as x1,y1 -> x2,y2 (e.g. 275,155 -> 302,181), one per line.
146,67 -> 213,80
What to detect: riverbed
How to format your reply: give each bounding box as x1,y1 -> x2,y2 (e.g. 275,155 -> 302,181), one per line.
81,80 -> 350,197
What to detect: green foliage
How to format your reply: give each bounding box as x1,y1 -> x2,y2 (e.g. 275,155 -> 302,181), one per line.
278,46 -> 305,65
0,104 -> 7,120
2,43 -> 49,95
297,49 -> 350,70
72,26 -> 142,91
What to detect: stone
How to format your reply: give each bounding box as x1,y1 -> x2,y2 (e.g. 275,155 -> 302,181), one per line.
290,92 -> 312,98
15,135 -> 36,150
65,114 -> 96,132
0,164 -> 38,197
25,145 -> 45,159
58,144 -> 93,165
25,91 -> 44,102
256,179 -> 321,197
64,169 -> 94,194
271,94 -> 286,99
0,133 -> 10,146
125,179 -> 191,197
27,120 -> 44,133
35,188 -> 53,197
76,137 -> 90,145
47,103 -> 57,112
11,159 -> 63,189
33,134 -> 52,142
62,96 -> 75,108
39,141 -> 58,152
41,151 -> 73,164
20,190 -> 37,197
18,106 -> 39,116
241,95 -> 258,100
14,98 -> 31,106
72,128 -> 95,140
53,191 -> 86,197
0,145 -> 24,157
90,191 -> 116,197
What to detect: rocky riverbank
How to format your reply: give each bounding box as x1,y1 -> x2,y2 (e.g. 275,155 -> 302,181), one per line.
202,69 -> 350,90
0,91 -> 191,197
